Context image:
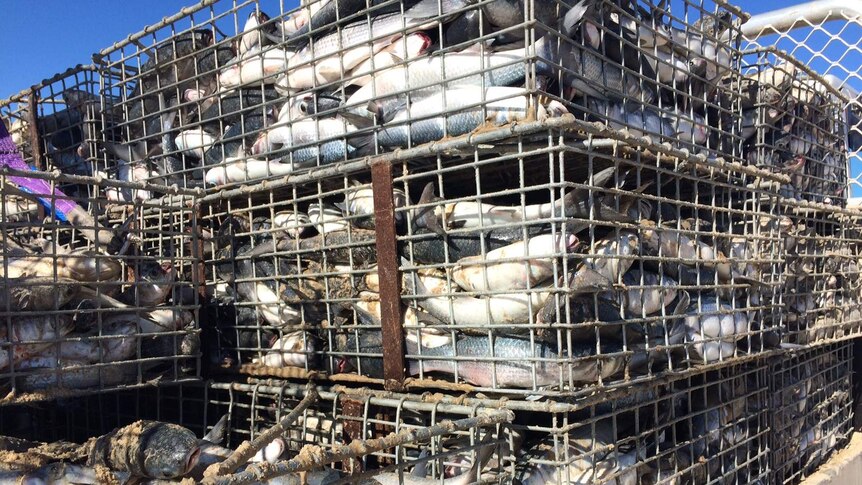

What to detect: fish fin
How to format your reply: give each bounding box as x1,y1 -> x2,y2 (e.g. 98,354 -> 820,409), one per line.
460,434 -> 497,484
732,274 -> 767,287
412,450 -> 430,478
413,182 -> 446,236
203,414 -> 230,445
562,0 -> 596,36
591,166 -> 618,188
333,201 -> 348,214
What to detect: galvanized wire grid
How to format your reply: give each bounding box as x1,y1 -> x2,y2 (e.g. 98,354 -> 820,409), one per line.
0,69 -> 203,402
0,369 -> 769,484
741,3 -> 862,200
740,49 -> 848,206
83,0 -> 750,192
768,341 -> 854,485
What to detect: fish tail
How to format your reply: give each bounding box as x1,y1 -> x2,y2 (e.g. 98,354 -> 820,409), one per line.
412,182 -> 445,235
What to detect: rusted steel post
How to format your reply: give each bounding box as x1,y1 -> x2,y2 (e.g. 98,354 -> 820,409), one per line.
26,89 -> 46,221
370,160 -> 406,388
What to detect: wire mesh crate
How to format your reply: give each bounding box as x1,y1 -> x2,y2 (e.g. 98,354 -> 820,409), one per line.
87,0 -> 747,192
767,341 -> 855,485
197,115 -> 790,398
0,66 -> 107,201
0,364 -> 770,484
740,49 -> 848,206
0,71 -> 203,401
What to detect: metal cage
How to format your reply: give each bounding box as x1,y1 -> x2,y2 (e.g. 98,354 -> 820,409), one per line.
0,68 -> 203,403
767,341 -> 855,484
0,364 -> 770,484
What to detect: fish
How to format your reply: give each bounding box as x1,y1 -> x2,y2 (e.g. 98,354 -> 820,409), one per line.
363,436 -> 496,485
118,260 -> 176,306
406,334 -> 656,388
0,462 -> 131,484
233,257 -> 302,328
402,224 -> 553,264
0,195 -> 39,222
337,184 -> 408,229
1,249 -> 121,282
272,211 -> 312,238
676,295 -> 748,363
277,0 -> 466,91
567,230 -> 640,294
252,331 -> 315,368
204,156 -> 297,185
294,228 -> 378,264
0,315 -> 76,370
598,269 -> 678,317
13,360 -> 127,392
413,167 -> 630,236
86,421 -> 200,479
218,47 -> 294,88
0,277 -> 80,311
238,10 -> 275,56
309,203 -> 350,234
639,221 -> 733,282
175,128 -> 216,159
347,32 -> 432,87
199,88 -> 280,125
408,268 -> 551,332
450,233 -> 577,292
250,117 -> 358,165
514,421 -> 641,485
283,0 -> 422,47
203,111 -> 274,168
585,98 -> 676,143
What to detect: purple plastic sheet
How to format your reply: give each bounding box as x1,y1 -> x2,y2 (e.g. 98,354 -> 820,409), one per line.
0,121 -> 78,221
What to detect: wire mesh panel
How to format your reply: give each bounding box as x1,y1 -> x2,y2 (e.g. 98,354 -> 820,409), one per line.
740,49 -> 848,206
741,3 -> 862,200
768,341 -> 855,485
198,115 -> 794,397
0,71 -> 203,402
88,0 -> 748,192
0,368 -> 770,484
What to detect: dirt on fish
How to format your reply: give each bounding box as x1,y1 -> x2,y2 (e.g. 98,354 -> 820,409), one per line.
0,440 -> 86,471
239,364 -> 320,380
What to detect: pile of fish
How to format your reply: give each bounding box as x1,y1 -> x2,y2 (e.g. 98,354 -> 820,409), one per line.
0,242 -> 198,393
4,0 -> 743,195
741,59 -> 847,205
0,417 -> 339,484
768,346 -> 853,482
204,166 -> 785,391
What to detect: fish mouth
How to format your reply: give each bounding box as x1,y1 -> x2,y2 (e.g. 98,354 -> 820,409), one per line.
185,446 -> 201,475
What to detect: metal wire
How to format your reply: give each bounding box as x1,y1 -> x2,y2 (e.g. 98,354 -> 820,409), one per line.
0,66 -> 202,402
768,341 -> 855,484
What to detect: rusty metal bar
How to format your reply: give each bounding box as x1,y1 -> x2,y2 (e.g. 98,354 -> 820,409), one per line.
204,383 -> 319,478
371,160 -> 406,388
204,409 -> 514,485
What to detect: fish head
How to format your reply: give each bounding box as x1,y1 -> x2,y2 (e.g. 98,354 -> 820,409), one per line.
141,423 -> 201,478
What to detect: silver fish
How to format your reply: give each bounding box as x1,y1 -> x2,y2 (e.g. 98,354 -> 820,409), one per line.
13,360 -> 127,391
0,315 -> 75,370
337,184 -> 408,229
409,270 -> 551,332
2,249 -> 122,282
309,203 -> 349,234
568,230 -> 640,293
204,156 -> 297,185
252,330 -> 315,368
278,0 -> 467,91
250,117 -> 358,164
175,128 -> 216,159
374,87 -> 565,148
639,221 -> 733,282
451,234 -> 577,292
273,211 -> 312,238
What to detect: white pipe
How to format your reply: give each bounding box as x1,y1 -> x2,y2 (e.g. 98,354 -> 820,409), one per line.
741,0 -> 862,39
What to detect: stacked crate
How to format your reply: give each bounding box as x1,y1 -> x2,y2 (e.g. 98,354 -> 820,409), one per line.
0,0 -> 858,483
0,67 -> 201,403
